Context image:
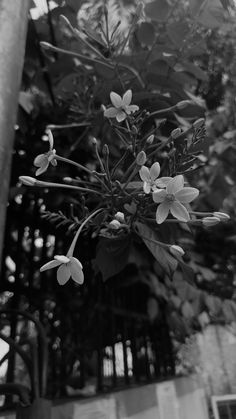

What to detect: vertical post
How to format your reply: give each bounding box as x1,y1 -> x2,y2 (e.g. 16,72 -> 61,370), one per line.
0,0 -> 30,270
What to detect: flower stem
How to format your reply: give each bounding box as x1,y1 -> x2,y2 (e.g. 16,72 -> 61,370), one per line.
67,208 -> 105,256
35,179 -> 103,195
55,155 -> 92,174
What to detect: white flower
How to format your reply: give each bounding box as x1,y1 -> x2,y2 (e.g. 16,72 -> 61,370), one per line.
34,130 -> 57,176
40,254 -> 84,285
153,175 -> 199,224
104,90 -> 139,122
139,162 -> 172,194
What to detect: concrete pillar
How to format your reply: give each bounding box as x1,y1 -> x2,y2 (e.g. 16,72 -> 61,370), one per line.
0,0 -> 30,269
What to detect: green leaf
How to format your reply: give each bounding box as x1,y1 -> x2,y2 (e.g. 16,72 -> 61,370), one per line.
181,301 -> 195,319
167,22 -> 190,49
222,300 -> 236,322
189,0 -> 225,28
145,0 -> 170,22
137,22 -> 155,46
95,235 -> 131,281
205,295 -> 222,316
147,297 -> 159,321
149,60 -> 172,77
135,222 -> 178,277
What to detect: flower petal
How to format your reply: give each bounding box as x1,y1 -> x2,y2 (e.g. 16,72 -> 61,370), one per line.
40,259 -> 62,272
139,166 -> 150,182
152,189 -> 166,203
116,111 -> 127,122
110,92 -> 122,108
69,257 -> 84,284
156,202 -> 171,224
127,105 -> 139,113
54,255 -> 70,263
175,187 -> 199,203
104,107 -> 118,118
155,177 -> 172,188
143,182 -> 151,194
170,201 -> 190,222
34,154 -> 47,167
150,162 -> 160,181
123,89 -> 132,106
166,175 -> 184,195
35,160 -> 49,176
57,264 -> 71,285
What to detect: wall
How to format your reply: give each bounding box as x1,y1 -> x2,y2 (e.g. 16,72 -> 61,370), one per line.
0,375 -> 209,419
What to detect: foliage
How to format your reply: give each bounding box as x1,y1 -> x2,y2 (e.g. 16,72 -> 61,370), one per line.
4,1 -> 236,396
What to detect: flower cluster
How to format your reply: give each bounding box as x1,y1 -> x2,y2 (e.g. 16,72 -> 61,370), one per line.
19,88 -> 230,287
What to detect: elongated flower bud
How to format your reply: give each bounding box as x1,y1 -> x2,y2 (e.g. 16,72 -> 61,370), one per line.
170,245 -> 185,257
171,128 -> 181,139
103,144 -> 109,156
213,212 -> 230,221
193,118 -> 205,129
146,134 -> 154,144
19,176 -> 37,186
136,151 -> 147,166
202,216 -> 221,226
176,100 -> 192,110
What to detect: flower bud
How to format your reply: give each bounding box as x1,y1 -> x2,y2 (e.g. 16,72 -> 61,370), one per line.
146,134 -> 154,144
169,245 -> 185,257
115,212 -> 125,223
213,212 -> 230,221
202,216 -> 221,227
136,151 -> 147,166
91,136 -> 97,145
193,118 -> 205,130
19,176 -> 37,186
171,128 -> 181,139
176,100 -> 192,110
109,220 -> 121,230
40,41 -> 52,50
103,144 -> 109,156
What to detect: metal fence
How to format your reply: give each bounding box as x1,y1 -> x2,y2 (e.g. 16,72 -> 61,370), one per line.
0,193 -> 175,407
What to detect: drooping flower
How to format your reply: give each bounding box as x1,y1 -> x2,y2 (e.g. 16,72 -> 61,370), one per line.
104,90 -> 139,122
139,162 -> 172,194
153,175 -> 199,224
39,209 -> 104,286
34,130 -> 57,176
40,255 -> 84,285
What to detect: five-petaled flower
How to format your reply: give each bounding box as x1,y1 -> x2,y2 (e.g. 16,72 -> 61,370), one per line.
152,175 -> 199,224
104,90 -> 139,122
40,254 -> 84,285
139,162 -> 172,194
34,130 -> 57,176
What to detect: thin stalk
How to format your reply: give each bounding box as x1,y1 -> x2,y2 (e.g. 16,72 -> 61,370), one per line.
67,208 -> 105,256
40,42 -> 114,70
47,122 -> 90,130
34,180 -> 103,195
55,155 -> 92,175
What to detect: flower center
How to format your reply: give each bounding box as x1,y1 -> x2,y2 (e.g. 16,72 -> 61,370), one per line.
166,193 -> 175,203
